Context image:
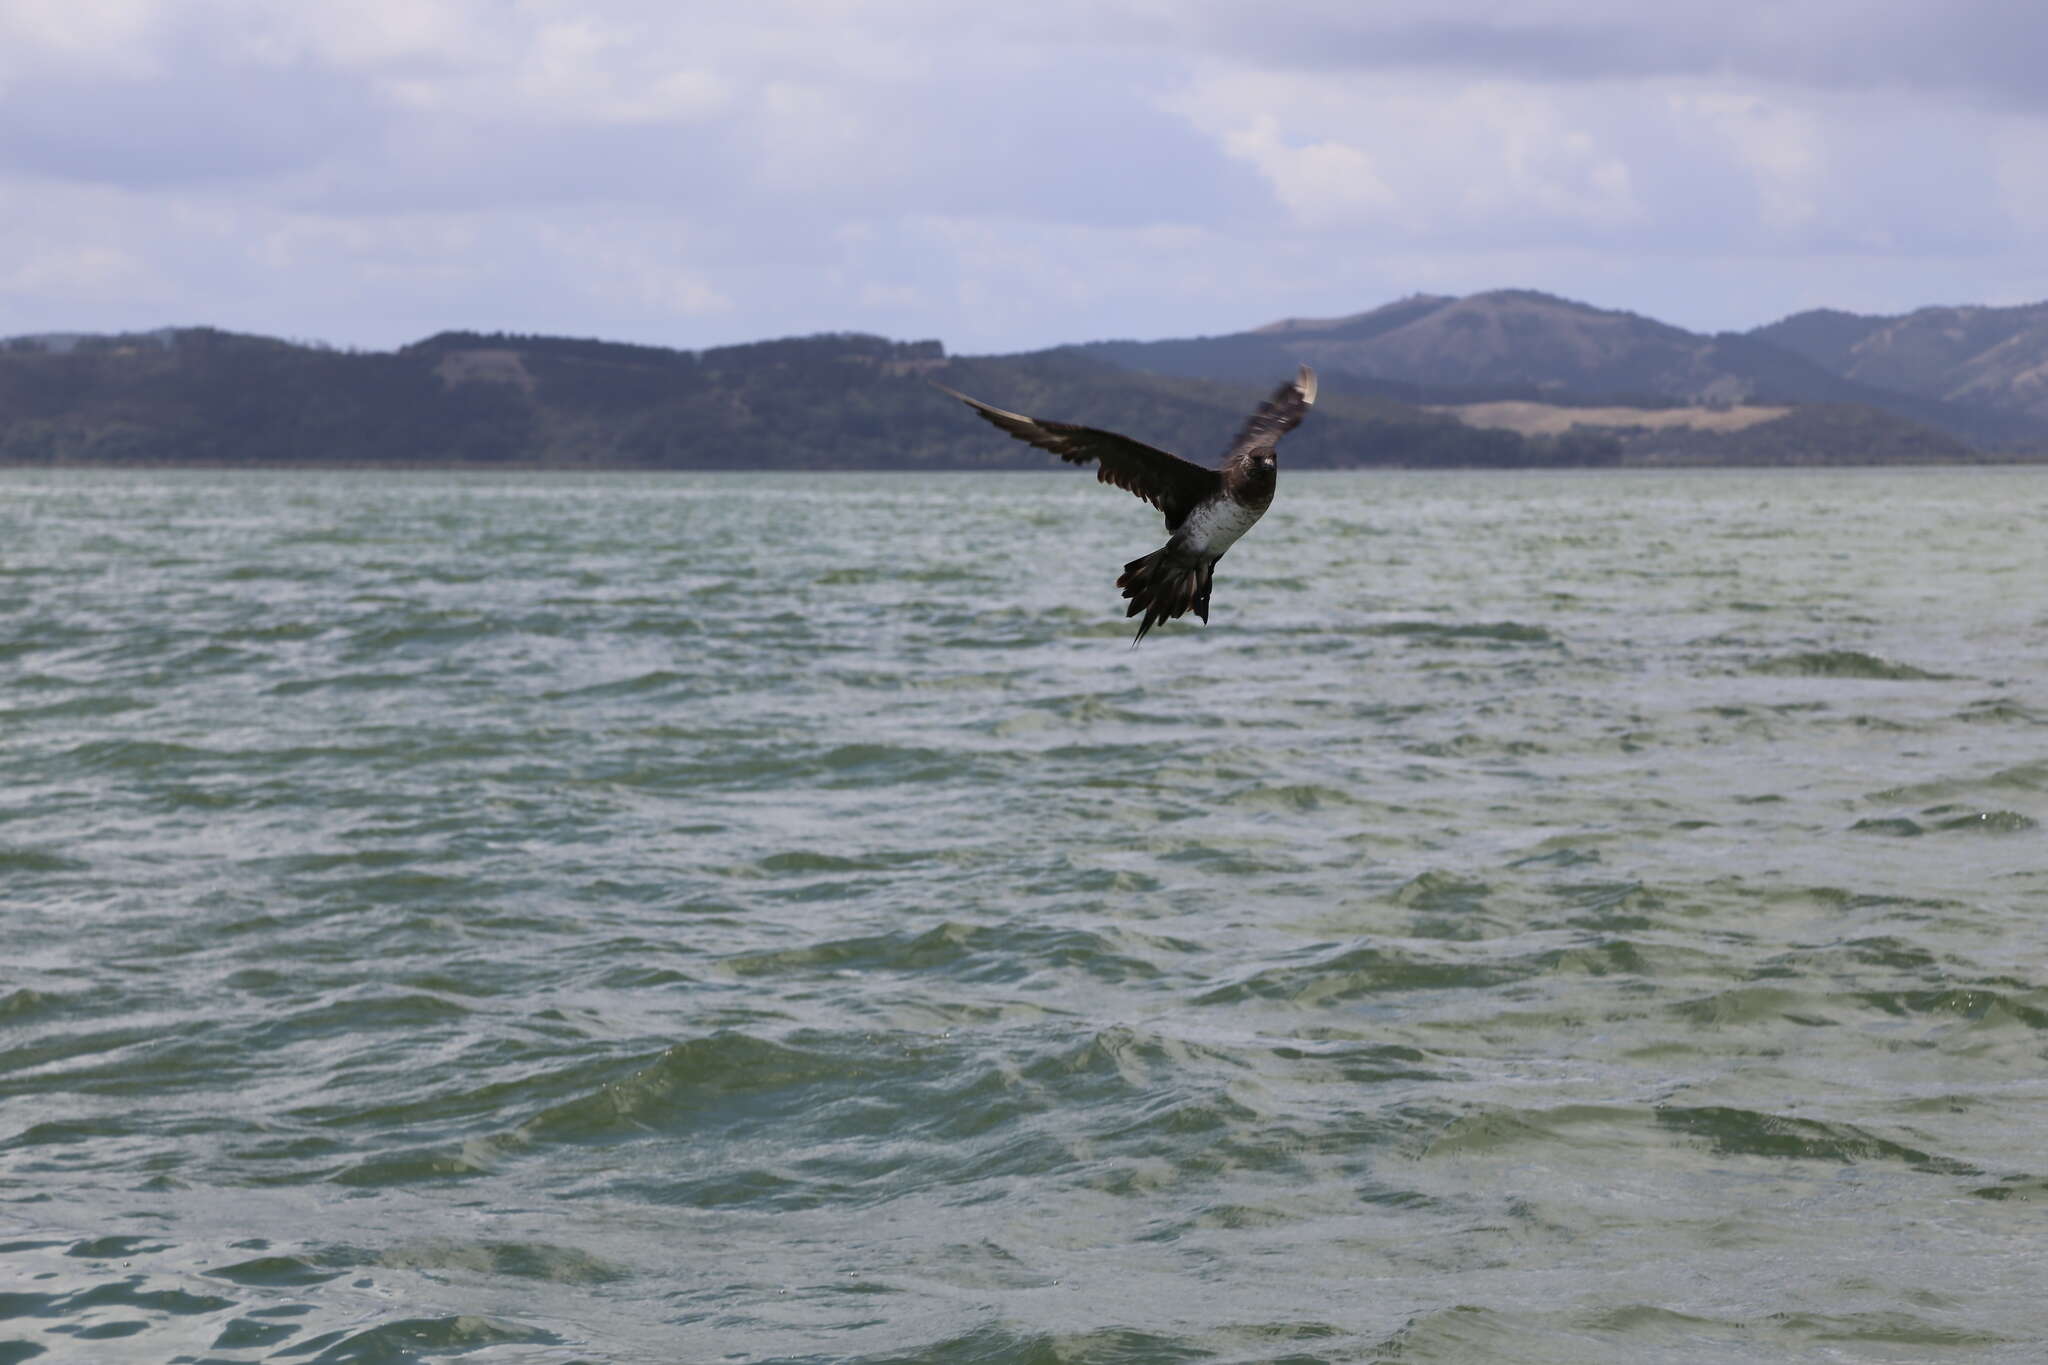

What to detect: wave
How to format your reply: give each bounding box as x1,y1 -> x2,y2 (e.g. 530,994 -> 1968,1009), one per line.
1753,649 -> 1950,679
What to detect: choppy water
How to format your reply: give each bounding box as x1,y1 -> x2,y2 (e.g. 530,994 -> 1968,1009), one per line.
4,465 -> 2048,1363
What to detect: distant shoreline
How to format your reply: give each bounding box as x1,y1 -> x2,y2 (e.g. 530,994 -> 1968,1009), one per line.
8,455 -> 2047,473
10,325 -> 2042,472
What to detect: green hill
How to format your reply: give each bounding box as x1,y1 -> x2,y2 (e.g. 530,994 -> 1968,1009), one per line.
1076,290 -> 2048,452
0,327 -> 1609,471
1754,301 -> 2048,423
7,295 -> 2044,470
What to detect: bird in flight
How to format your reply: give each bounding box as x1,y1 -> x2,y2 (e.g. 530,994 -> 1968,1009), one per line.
935,366 -> 1317,642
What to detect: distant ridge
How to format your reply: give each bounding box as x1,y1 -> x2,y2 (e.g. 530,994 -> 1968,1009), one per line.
1754,300 -> 2048,423
1250,294 -> 1454,338
0,327 -> 1600,470
6,288 -> 2047,468
4,328 -> 178,356
1073,288 -> 2048,449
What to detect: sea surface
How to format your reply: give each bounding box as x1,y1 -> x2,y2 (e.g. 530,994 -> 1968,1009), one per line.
4,465 -> 2048,1363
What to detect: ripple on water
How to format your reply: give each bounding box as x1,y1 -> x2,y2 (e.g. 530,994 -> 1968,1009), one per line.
1751,649 -> 1952,680
721,919 -> 1180,986
283,1315 -> 564,1362
1196,940 -> 1537,1007
10,468 -> 2048,1362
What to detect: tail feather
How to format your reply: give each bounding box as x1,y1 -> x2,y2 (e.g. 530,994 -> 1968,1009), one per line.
1117,547 -> 1215,644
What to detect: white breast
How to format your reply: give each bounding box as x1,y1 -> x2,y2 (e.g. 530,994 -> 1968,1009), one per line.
1178,497 -> 1264,558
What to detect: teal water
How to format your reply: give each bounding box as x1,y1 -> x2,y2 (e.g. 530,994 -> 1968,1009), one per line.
4,466 -> 2048,1363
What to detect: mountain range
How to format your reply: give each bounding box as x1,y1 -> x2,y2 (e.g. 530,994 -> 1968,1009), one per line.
5,290 -> 2046,469
1079,290 -> 2048,450
1755,301 -> 2048,423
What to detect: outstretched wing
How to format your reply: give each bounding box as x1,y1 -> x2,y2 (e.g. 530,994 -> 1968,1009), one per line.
934,382 -> 1221,530
1223,365 -> 1317,459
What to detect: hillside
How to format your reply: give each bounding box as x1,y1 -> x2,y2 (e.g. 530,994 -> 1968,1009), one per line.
1612,404 -> 1981,466
1437,400 -> 1792,438
1754,301 -> 2048,422
0,328 -> 1603,471
9,292 -> 2048,470
1076,289 -> 2048,451
1435,397 -> 1977,465
1080,290 -> 1837,399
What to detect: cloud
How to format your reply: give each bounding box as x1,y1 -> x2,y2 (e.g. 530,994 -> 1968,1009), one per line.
1181,1 -> 2048,111
2,242 -> 154,300
0,0 -> 163,76
1169,72 -> 1645,239
0,56 -> 376,188
1,1 -> 2045,349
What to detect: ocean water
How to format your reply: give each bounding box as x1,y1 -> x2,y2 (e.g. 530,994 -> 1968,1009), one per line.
3,465 -> 2047,1364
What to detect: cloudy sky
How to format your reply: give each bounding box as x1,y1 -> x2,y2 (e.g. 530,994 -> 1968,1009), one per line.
5,0 -> 2045,353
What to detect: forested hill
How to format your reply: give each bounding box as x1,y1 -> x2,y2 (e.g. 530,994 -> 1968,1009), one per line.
0,327 -> 1615,470
1752,301 -> 2048,424
1076,289 -> 2046,451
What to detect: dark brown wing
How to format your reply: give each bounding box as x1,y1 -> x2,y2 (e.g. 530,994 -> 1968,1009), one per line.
934,382 -> 1220,531
1222,365 -> 1317,459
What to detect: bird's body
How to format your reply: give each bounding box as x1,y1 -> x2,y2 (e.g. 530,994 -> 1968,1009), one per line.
935,366 -> 1316,641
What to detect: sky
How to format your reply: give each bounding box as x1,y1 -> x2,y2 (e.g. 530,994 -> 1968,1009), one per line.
5,0 -> 2047,354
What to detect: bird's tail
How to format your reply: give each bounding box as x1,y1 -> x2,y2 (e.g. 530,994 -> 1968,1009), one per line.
1117,547 -> 1213,644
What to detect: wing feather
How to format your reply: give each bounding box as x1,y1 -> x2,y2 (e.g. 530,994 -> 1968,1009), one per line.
1223,364 -> 1317,459
934,383 -> 1220,530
